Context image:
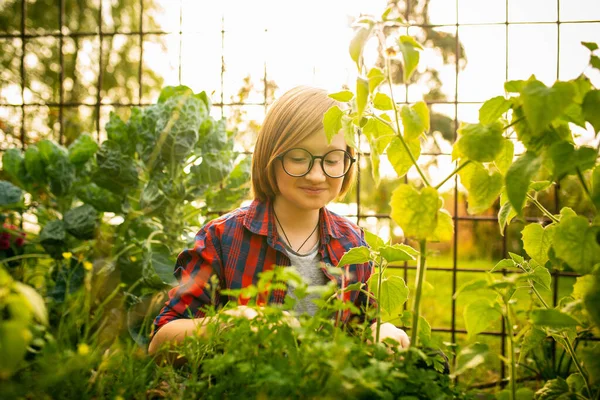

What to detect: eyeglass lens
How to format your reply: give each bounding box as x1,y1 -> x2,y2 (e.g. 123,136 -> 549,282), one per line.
282,149 -> 351,177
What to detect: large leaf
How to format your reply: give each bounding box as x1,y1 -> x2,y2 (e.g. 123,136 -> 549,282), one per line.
519,327 -> 546,364
68,133 -> 98,165
77,183 -> 123,213
367,67 -> 385,93
390,185 -> 441,240
191,152 -> 233,186
522,223 -> 555,265
401,101 -> 429,140
378,244 -> 416,263
2,148 -> 25,184
505,151 -> 542,213
328,91 -> 353,102
363,230 -> 385,251
454,342 -> 490,376
582,89 -> 600,134
531,309 -> 579,329
387,136 -> 421,178
479,96 -> 512,125
455,122 -> 504,162
427,209 -> 454,242
521,79 -> 575,135
349,26 -> 371,69
464,301 -> 500,338
356,76 -> 369,119
583,273 -> 600,328
466,164 -> 503,214
323,105 -> 344,143
367,273 -> 409,316
535,377 -> 570,400
494,139 -> 514,175
39,220 -> 67,259
547,140 -> 597,179
337,246 -> 371,267
0,181 -> 23,208
13,282 -> 48,325
24,145 -> 46,182
48,258 -> 85,302
63,204 -> 99,240
142,244 -> 177,289
592,166 -> 600,211
398,35 -> 422,82
552,215 -> 600,275
373,92 -> 393,111
94,140 -> 138,194
0,321 -> 31,379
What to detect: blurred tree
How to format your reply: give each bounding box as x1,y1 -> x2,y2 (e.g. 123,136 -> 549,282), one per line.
0,0 -> 163,146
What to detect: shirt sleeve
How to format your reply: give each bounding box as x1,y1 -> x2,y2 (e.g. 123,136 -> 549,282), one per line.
151,223 -> 224,337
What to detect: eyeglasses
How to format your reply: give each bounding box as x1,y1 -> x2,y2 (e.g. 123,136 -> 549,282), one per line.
276,148 -> 356,178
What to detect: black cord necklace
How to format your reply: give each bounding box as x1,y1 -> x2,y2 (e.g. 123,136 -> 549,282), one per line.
273,210 -> 319,253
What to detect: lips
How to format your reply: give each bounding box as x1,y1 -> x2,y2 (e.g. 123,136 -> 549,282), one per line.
301,187 -> 326,194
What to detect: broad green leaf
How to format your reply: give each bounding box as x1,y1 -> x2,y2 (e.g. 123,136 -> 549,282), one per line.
68,133 -> 98,165
530,181 -> 553,192
591,55 -> 600,71
398,35 -> 423,82
13,282 -> 48,325
522,223 -> 555,265
328,90 -> 354,102
454,342 -> 489,376
24,146 -> 45,182
479,96 -> 512,125
457,161 -> 479,191
370,149 -> 381,187
367,274 -> 409,316
341,114 -> 357,150
464,301 -> 500,338
572,275 -> 595,300
466,165 -> 503,214
582,41 -> 599,51
521,79 -> 575,135
427,209 -> 453,242
528,265 -> 552,291
356,76 -> 369,119
531,309 -> 579,329
519,327 -> 546,364
494,139 -> 514,175
0,180 -> 23,208
349,26 -> 371,69
378,244 -> 416,263
363,230 -> 385,251
498,199 -> 516,235
77,183 -> 123,214
373,92 -> 393,110
367,67 -> 385,93
361,115 -> 395,143
583,274 -> 600,328
454,279 -> 489,299
490,258 -> 517,272
456,122 -> 504,162
581,343 -> 600,385
387,136 -> 421,178
548,141 -> 597,179
390,185 -> 441,240
582,89 -> 600,134
552,215 -> 600,275
0,321 -> 31,379
64,204 -> 99,240
505,151 -> 542,213
157,85 -> 193,103
337,246 -> 372,267
534,377 -> 570,400
142,244 -> 177,288
592,166 -> 600,210
400,102 -> 429,140
39,220 -> 67,259
509,252 -> 525,264
323,105 -> 344,143
559,207 -> 577,220
566,374 -> 585,394
2,148 -> 25,184
505,79 -> 526,93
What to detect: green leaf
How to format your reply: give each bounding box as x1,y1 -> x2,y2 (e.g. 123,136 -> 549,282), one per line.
454,342 -> 489,376
505,151 -> 542,213
398,35 -> 422,82
591,166 -> 600,210
337,246 -> 372,267
582,41 -> 599,51
490,258 -> 517,272
591,55 -> 600,71
548,141 -> 597,179
552,215 -> 600,275
509,252 -> 525,264
142,244 -> 177,288
390,185 -> 441,240
583,274 -> 600,328
63,204 -> 99,240
479,96 -> 512,125
157,85 -> 193,103
367,67 -> 385,93
427,209 -> 454,242
39,220 -> 67,259
378,244 -> 416,263
363,230 -> 384,251
466,164 -> 503,214
519,327 -> 546,364
456,122 -> 504,162
24,146 -> 45,182
581,344 -> 600,385
367,274 -> 409,316
582,89 -> 600,134
68,133 -> 98,165
77,183 -> 123,214
191,152 -> 233,186
494,139 -> 514,175
522,223 -> 555,265
534,378 -> 570,400
139,181 -> 168,215
387,136 -> 421,178
373,92 -> 393,111
329,90 -> 354,102
361,116 -> 395,143
528,264 -> 552,291
13,282 -> 48,325
2,148 -> 25,184
454,279 -> 489,299
0,321 -> 31,379
520,79 -> 575,135
505,79 -> 526,93
401,101 -> 429,140
349,26 -> 371,69
0,181 -> 23,208
464,301 -> 500,338
530,181 -> 553,192
356,77 -> 369,119
498,198 -> 516,235
531,309 -> 579,329
323,105 -> 344,143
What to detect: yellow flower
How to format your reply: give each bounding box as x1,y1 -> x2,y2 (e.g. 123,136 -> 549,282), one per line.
62,252 -> 72,260
129,256 -> 137,262
115,396 -> 125,400
77,343 -> 90,356
83,261 -> 93,271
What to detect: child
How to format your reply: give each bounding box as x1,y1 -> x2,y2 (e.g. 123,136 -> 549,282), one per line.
148,86 -> 409,356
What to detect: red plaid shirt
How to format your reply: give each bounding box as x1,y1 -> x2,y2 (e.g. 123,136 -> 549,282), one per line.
152,199 -> 374,335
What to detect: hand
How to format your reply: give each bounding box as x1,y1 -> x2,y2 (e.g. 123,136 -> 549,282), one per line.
369,322 -> 410,349
220,305 -> 259,320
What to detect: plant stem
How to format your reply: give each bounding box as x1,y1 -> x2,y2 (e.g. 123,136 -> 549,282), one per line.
434,160 -> 471,190
504,304 -> 517,400
526,194 -> 560,223
410,239 -> 427,347
503,116 -> 525,132
0,253 -> 50,265
576,167 -> 593,204
376,257 -> 384,344
383,55 -> 431,187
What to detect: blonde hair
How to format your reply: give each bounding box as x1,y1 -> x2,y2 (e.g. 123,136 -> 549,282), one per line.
251,86 -> 356,201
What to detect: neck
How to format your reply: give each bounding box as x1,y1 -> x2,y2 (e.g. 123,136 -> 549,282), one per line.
272,197 -> 320,233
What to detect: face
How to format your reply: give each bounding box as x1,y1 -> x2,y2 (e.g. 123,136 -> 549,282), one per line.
274,129 -> 348,212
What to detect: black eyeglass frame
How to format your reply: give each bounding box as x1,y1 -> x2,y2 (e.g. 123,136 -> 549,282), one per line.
275,148 -> 357,178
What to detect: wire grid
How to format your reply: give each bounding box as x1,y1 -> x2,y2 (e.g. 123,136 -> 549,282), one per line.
0,0 -> 599,386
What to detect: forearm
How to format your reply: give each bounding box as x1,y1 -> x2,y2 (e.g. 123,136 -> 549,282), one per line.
148,317 -> 212,356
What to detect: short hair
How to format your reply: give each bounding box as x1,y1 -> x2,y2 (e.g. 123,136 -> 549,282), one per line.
251,86 -> 356,202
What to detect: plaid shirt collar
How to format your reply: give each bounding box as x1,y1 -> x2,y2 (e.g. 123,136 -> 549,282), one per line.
242,198 -> 343,245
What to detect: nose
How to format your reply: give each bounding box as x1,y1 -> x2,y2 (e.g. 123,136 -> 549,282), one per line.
305,159 -> 327,182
